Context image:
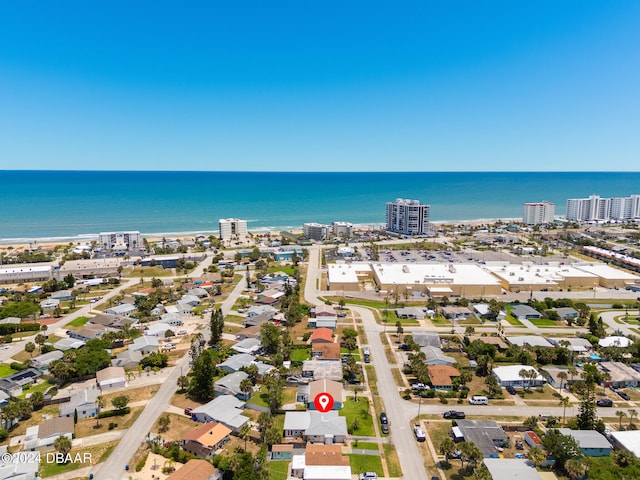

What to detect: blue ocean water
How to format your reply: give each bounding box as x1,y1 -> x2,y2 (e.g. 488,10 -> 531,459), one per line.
0,171 -> 638,243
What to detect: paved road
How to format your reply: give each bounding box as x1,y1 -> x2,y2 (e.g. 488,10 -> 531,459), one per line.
305,247 -> 429,480
95,275 -> 247,480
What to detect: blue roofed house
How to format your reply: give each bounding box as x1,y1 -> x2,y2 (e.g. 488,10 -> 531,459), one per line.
191,395 -> 250,432
510,304 -> 542,320
105,303 -> 137,317
59,387 -> 100,419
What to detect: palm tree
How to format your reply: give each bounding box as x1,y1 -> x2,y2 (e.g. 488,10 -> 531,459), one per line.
54,435 -> 72,458
559,396 -> 570,424
616,410 -> 627,429
239,378 -> 254,400
527,446 -> 546,468
439,437 -> 457,466
601,372 -> 612,395
239,423 -> 251,451
628,409 -> 638,427
95,395 -> 105,427
568,365 -> 578,384
519,368 -> 530,389
557,371 -> 568,394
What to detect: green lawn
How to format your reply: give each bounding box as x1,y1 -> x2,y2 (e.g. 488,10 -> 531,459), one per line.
268,266 -> 296,276
0,364 -> 17,377
529,318 -> 562,327
266,460 -> 290,480
67,316 -> 90,327
290,346 -> 310,362
383,444 -> 403,477
351,441 -> 379,450
347,454 -> 383,476
20,380 -> 56,399
504,313 -> 524,326
340,397 -> 375,436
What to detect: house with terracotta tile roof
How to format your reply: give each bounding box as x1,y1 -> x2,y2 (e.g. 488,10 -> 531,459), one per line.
182,422 -> 232,457
291,443 -> 351,480
310,328 -> 334,344
166,459 -> 222,480
312,342 -> 341,360
428,365 -> 461,390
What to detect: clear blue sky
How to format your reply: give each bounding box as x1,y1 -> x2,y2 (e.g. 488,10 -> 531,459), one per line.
1,1 -> 639,171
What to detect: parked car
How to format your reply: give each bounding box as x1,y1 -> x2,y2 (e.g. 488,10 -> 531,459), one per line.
617,390 -> 631,401
506,385 -> 517,395
184,407 -> 193,415
596,398 -> 613,407
414,424 -> 426,442
443,410 -> 466,419
412,383 -> 430,391
380,412 -> 388,424
358,473 -> 378,480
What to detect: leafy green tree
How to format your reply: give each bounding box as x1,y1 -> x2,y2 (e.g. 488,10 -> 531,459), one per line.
260,322 -> 281,354
527,446 -> 546,467
177,375 -> 189,392
112,395 -> 129,411
29,391 -> 45,410
24,342 -> 35,357
542,429 -> 582,471
188,349 -> 218,401
209,308 -> 224,345
439,437 -> 457,465
264,373 -> 285,413
158,415 -> 171,433
63,273 -> 75,288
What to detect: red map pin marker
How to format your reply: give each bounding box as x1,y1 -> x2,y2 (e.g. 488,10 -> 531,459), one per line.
314,392 -> 334,413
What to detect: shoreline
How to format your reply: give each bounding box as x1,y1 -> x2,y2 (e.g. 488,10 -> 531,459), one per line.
0,218 -> 526,251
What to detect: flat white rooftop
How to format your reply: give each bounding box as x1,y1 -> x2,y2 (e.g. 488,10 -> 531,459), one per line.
486,262 -> 596,286
327,263 -> 371,285
372,262 -> 501,286
573,262 -> 639,281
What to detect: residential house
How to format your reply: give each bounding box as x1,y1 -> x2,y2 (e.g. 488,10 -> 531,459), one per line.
600,361 -> 640,387
555,307 -> 579,320
452,420 -> 508,457
310,304 -> 337,329
492,365 -> 546,388
131,335 -> 160,354
412,332 -> 441,348
230,338 -> 261,354
301,360 -> 343,381
421,346 -> 456,366
191,395 -> 249,432
31,350 -> 64,371
187,287 -> 209,298
242,312 -> 273,328
610,430 -> 640,458
214,371 -> 251,400
395,307 -> 426,320
510,305 -> 542,321
96,366 -> 126,391
283,411 -> 347,444
255,296 -> 279,306
0,368 -> 41,397
270,444 -> 294,460
290,443 -> 351,480
104,303 -> 137,317
50,290 -> 75,301
181,295 -> 201,307
144,322 -> 173,337
0,445 -> 38,480
159,313 -> 184,327
310,328 -> 334,344
440,306 -> 474,320
68,324 -> 108,341
235,325 -> 261,341
467,336 -> 508,351
483,459 -> 544,480
312,343 -> 341,361
547,337 -> 592,353
112,349 -> 143,369
40,298 -> 60,311
166,459 -> 222,480
182,422 -> 232,457
23,416 -> 74,450
59,387 -> 100,419
559,429 -> 611,457
246,305 -> 278,318
217,353 -> 273,377
541,366 -> 584,389
53,338 -> 86,350
308,379 -> 343,410
427,365 -> 460,390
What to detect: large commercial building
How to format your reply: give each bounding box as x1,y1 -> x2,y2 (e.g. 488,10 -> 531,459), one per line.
331,221 -> 353,239
218,218 -> 248,243
386,198 -> 430,236
303,223 -> 330,241
522,201 -> 555,225
98,231 -> 141,251
566,194 -> 640,222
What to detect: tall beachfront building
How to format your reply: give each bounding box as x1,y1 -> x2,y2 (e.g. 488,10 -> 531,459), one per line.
522,201 -> 555,225
219,218 -> 248,242
98,231 -> 141,251
566,194 -> 640,222
386,198 -> 430,235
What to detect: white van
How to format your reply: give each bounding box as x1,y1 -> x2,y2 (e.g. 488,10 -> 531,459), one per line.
469,395 -> 489,405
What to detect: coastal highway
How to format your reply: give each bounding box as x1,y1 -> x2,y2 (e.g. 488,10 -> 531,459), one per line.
95,275 -> 247,480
